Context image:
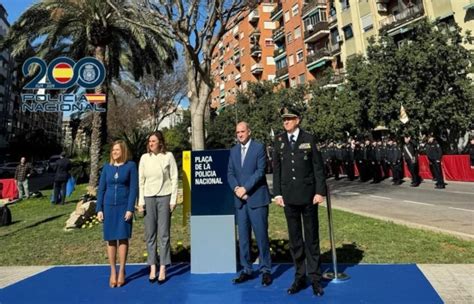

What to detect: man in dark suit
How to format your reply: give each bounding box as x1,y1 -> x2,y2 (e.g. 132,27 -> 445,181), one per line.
227,122 -> 272,286
53,152 -> 72,205
272,107 -> 327,296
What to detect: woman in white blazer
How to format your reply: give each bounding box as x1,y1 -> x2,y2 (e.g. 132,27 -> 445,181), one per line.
138,131 -> 178,284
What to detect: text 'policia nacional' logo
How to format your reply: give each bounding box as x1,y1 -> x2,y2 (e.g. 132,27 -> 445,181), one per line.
21,57 -> 106,112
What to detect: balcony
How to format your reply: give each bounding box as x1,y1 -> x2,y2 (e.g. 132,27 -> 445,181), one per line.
232,25 -> 239,37
273,47 -> 286,59
235,73 -> 241,84
328,12 -> 337,27
249,30 -> 261,44
276,66 -> 289,78
376,0 -> 389,13
249,9 -> 259,24
234,56 -> 241,69
329,42 -> 341,55
302,0 -> 327,19
251,63 -> 263,74
251,46 -> 262,57
272,27 -> 285,42
306,48 -> 332,71
271,3 -> 283,21
379,3 -> 425,32
304,22 -> 330,43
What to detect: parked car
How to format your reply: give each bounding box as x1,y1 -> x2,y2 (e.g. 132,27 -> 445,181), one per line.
0,162 -> 19,178
32,161 -> 47,175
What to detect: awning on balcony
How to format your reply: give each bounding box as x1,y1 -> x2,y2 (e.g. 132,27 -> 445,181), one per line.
307,58 -> 327,71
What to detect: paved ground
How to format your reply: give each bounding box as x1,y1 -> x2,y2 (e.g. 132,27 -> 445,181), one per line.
267,174 -> 474,240
0,264 -> 472,303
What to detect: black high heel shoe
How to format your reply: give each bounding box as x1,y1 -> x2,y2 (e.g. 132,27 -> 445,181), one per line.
149,276 -> 157,283
157,278 -> 166,284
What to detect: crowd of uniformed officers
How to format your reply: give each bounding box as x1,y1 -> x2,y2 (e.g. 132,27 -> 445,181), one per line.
317,134 -> 446,189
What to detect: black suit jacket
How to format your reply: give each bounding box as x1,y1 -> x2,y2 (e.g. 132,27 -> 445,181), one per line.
272,130 -> 327,205
54,157 -> 72,182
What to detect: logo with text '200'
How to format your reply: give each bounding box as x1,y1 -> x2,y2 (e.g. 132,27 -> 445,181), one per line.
21,57 -> 106,113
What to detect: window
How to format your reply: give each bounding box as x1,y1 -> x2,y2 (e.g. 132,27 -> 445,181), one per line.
294,27 -> 301,39
341,0 -> 350,10
266,57 -> 275,65
343,24 -> 353,40
288,54 -> 294,66
284,11 -> 290,23
303,9 -> 327,30
296,50 -> 304,62
361,14 -> 373,32
265,38 -> 274,47
276,58 -> 287,69
330,28 -> 340,45
287,32 -> 293,43
264,21 -> 276,29
292,4 -> 299,17
298,73 -> 305,84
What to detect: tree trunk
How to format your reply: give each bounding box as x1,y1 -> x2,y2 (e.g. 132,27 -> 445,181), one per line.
186,59 -> 212,150
87,46 -> 108,195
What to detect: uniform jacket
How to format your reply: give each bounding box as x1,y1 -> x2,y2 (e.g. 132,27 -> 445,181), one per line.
272,130 -> 327,205
426,141 -> 443,161
227,140 -> 271,209
402,141 -> 419,164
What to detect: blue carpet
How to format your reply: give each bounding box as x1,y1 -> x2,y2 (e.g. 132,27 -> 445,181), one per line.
0,264 -> 442,304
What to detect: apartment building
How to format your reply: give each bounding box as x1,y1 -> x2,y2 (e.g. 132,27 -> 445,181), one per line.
333,0 -> 473,65
0,4 -> 62,153
210,1 -> 278,108
210,0 -> 472,108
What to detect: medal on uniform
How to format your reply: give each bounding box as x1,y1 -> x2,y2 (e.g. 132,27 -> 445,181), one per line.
304,155 -> 308,160
280,143 -> 285,149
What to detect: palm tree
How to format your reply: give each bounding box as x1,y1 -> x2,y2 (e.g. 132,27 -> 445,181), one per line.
1,0 -> 177,193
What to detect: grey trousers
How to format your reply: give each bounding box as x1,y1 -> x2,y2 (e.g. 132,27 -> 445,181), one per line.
144,195 -> 171,266
16,180 -> 29,199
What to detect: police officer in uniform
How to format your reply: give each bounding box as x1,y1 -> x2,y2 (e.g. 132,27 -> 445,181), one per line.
390,139 -> 403,185
426,135 -> 445,189
403,135 -> 421,187
272,107 -> 326,296
343,142 -> 355,181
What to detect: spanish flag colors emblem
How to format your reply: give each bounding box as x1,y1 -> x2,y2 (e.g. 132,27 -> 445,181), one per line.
84,94 -> 106,104
52,63 -> 74,84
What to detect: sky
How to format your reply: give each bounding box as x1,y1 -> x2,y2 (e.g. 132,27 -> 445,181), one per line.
1,0 -> 37,24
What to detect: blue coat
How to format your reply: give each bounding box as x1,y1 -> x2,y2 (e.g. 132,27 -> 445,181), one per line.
96,161 -> 138,213
227,140 -> 271,209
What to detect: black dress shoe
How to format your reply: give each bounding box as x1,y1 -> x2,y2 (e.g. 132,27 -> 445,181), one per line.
232,272 -> 252,284
148,277 -> 157,283
261,273 -> 272,286
312,282 -> 324,296
287,280 -> 306,295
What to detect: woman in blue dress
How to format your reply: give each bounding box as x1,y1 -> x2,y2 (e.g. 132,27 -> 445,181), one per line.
96,140 -> 138,288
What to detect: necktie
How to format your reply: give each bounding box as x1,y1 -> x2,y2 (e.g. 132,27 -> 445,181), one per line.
241,145 -> 246,166
290,135 -> 296,150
